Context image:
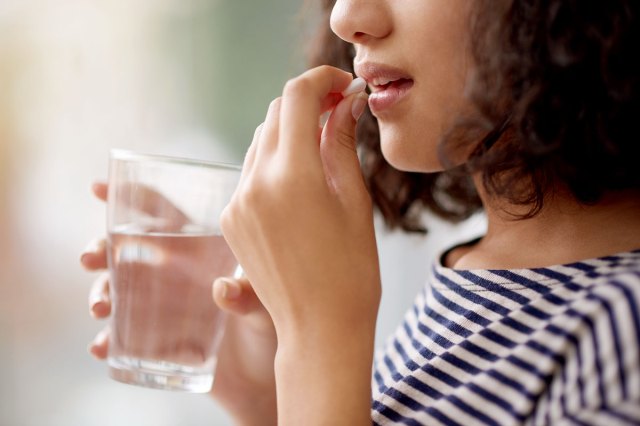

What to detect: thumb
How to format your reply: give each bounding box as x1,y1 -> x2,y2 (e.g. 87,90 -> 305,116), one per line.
212,276 -> 267,318
320,91 -> 369,194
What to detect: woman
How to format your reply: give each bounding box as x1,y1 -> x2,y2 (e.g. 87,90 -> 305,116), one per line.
83,0 -> 640,424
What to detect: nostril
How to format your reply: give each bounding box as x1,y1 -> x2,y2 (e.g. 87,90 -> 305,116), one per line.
353,31 -> 369,42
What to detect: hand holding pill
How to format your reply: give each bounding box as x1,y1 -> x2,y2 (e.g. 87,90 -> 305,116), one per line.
220,66 -> 379,422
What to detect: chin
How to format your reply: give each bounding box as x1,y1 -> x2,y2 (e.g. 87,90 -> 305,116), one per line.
378,126 -> 443,173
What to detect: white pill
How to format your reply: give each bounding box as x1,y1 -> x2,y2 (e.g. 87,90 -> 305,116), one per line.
341,77 -> 367,97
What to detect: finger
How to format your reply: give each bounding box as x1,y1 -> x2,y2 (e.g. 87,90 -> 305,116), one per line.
320,92 -> 344,115
320,91 -> 369,196
318,93 -> 344,133
238,123 -> 263,189
94,179 -> 190,228
245,123 -> 263,173
92,181 -> 108,202
255,97 -> 282,157
88,327 -> 110,360
113,183 -> 190,229
280,66 -> 354,157
212,277 -> 268,319
80,238 -> 107,271
89,272 -> 111,319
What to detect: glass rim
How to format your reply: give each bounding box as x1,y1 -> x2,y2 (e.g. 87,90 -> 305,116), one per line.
109,149 -> 242,172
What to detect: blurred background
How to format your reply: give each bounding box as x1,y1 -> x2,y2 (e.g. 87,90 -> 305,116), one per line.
0,0 -> 484,425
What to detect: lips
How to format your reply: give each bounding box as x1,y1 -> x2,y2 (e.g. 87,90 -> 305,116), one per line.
354,62 -> 414,114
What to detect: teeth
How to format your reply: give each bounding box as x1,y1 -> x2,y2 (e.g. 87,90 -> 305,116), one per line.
372,77 -> 393,87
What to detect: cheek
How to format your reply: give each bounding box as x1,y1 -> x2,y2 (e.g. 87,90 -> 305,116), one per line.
378,120 -> 444,173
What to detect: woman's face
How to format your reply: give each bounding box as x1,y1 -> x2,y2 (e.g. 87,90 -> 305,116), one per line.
331,0 -> 473,172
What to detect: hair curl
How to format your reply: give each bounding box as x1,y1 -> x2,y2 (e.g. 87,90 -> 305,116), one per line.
308,0 -> 639,231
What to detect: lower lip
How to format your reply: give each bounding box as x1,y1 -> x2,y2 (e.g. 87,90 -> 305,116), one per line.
368,79 -> 414,114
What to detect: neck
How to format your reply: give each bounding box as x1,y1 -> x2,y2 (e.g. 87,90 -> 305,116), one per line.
448,177 -> 640,270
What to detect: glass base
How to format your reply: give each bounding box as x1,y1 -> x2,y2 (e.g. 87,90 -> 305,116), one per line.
108,356 -> 214,393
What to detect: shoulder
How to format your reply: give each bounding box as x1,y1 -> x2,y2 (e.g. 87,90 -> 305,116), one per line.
561,251 -> 640,301
573,260 -> 640,309
507,258 -> 640,423
565,261 -> 640,363
550,264 -> 640,421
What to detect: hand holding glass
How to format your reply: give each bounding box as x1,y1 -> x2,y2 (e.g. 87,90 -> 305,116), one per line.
106,150 -> 241,393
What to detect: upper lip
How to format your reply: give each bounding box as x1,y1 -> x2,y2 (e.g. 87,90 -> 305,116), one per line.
354,62 -> 413,91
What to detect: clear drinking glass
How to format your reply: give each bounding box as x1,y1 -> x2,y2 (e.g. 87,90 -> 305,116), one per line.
106,150 -> 241,393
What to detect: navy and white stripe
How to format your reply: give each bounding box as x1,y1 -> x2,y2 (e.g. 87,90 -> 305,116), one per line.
372,250 -> 640,425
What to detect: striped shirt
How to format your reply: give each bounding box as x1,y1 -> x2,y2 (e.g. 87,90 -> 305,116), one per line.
372,249 -> 640,425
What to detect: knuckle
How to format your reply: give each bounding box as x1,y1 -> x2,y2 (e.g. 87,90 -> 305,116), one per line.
268,97 -> 282,112
283,76 -> 311,97
268,160 -> 295,184
245,181 -> 271,207
334,129 -> 357,152
253,122 -> 265,139
236,180 -> 266,209
316,64 -> 335,75
220,204 -> 236,236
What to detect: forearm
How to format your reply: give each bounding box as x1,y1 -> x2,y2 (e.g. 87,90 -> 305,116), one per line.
274,323 -> 376,426
225,387 -> 277,426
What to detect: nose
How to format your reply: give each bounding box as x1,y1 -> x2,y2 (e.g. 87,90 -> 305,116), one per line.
330,0 -> 392,44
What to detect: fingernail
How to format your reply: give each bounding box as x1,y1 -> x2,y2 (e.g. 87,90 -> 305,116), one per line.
90,297 -> 108,318
342,77 -> 367,97
88,329 -> 109,356
218,278 -> 241,300
352,93 -> 368,121
80,239 -> 105,262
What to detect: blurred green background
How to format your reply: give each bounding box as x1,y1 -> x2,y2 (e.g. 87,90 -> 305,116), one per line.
161,0 -> 311,159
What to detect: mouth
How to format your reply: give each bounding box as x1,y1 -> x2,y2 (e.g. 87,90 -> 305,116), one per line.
355,62 -> 414,114
368,77 -> 414,93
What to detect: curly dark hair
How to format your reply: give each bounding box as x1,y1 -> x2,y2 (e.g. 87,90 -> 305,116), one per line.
308,0 -> 640,232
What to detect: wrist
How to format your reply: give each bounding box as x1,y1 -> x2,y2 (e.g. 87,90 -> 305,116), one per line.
223,386 -> 277,426
273,322 -> 376,426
